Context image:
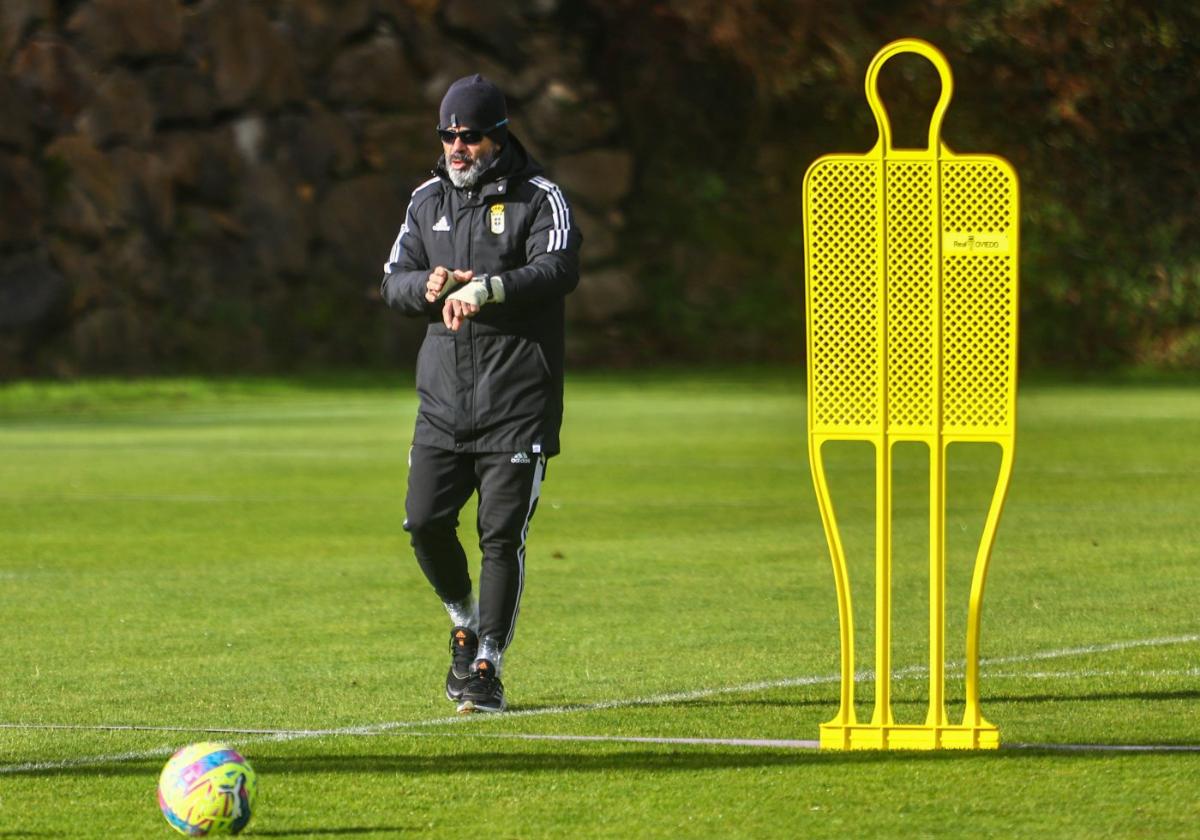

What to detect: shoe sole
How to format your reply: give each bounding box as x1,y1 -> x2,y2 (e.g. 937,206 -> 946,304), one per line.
446,668 -> 471,702
457,699 -> 506,714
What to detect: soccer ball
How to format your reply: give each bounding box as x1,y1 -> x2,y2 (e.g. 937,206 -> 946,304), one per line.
157,742 -> 258,836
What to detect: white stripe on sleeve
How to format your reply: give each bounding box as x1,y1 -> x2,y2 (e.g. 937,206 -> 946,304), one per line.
531,176 -> 571,253
384,177 -> 440,273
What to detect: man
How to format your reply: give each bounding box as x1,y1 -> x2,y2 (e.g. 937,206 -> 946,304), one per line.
380,75 -> 582,713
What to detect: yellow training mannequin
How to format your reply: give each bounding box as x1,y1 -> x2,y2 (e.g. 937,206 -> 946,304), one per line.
803,38 -> 1019,749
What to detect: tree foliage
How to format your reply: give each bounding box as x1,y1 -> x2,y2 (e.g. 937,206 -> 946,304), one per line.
591,0 -> 1200,369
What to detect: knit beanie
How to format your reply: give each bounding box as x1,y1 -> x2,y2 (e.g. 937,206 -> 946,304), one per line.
439,74 -> 509,145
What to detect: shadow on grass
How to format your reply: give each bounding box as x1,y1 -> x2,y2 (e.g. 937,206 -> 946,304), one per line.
11,742 -> 1191,781
251,829 -> 414,836
986,688 -> 1200,704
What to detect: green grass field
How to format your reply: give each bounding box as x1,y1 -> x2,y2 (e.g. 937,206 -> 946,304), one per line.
1,370 -> 1197,837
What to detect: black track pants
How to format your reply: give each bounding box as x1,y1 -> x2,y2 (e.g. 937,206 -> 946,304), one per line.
403,444 -> 546,651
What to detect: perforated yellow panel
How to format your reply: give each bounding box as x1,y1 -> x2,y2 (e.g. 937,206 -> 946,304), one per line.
942,161 -> 1018,432
807,161 -> 880,430
885,161 -> 935,432
802,39 -> 1020,750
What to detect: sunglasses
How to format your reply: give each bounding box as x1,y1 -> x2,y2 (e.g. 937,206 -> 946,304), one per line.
436,119 -> 508,145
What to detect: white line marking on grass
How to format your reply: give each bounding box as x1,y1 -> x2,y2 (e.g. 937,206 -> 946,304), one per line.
7,663 -> 1195,741
414,732 -> 1200,754
863,635 -> 1200,684
978,667 -> 1200,681
2,635 -> 1197,773
426,733 -> 822,750
439,732 -> 1200,753
977,634 -> 1200,667
406,731 -> 1200,754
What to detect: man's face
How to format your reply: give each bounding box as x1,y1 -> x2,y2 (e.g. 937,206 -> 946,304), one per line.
441,126 -> 498,189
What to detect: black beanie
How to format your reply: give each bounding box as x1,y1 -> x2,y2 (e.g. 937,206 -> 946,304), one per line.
439,74 -> 508,145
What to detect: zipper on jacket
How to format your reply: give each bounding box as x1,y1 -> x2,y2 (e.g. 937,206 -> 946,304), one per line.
467,201 -> 478,442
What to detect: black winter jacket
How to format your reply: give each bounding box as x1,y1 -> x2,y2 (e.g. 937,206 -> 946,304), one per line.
381,135 -> 582,456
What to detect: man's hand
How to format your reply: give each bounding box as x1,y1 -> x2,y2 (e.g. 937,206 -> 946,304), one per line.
442,275 -> 500,331
442,296 -> 479,331
425,267 -> 472,303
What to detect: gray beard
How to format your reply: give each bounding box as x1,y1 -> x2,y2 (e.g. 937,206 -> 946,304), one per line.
446,149 -> 496,189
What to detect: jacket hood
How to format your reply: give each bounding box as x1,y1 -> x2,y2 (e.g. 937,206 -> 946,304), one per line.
434,132 -> 543,189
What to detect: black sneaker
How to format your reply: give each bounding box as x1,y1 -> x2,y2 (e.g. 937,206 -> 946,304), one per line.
445,626 -> 479,701
457,659 -> 506,713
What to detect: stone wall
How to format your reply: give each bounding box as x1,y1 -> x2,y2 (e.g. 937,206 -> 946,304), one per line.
0,0 -> 636,376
